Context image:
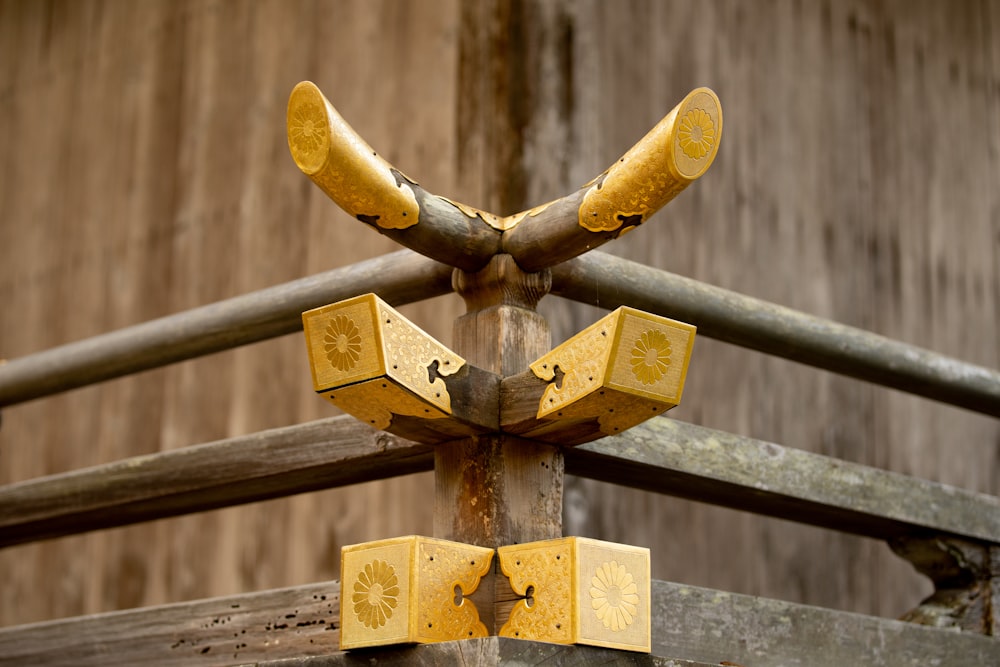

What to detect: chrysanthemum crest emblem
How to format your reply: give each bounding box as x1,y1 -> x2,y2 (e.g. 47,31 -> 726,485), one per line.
289,104 -> 327,159
677,108 -> 716,160
590,560 -> 639,632
630,329 -> 671,385
353,559 -> 399,629
325,315 -> 362,372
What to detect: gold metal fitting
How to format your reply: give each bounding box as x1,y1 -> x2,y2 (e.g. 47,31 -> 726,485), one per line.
340,536 -> 495,650
502,306 -> 696,444
303,293 -> 504,442
498,537 -> 651,652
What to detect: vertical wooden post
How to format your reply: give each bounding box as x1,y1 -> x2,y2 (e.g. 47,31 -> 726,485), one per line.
435,254 -> 563,631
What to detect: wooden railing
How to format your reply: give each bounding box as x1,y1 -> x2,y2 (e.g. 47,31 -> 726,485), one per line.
1,250 -> 998,665
1,81 -> 998,665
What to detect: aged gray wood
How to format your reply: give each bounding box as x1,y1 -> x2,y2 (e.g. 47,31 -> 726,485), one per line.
551,251 -> 1000,417
3,579 -> 996,666
362,185 -> 501,272
650,580 -> 999,666
260,637 -> 721,666
0,250 -> 453,407
566,417 -> 1000,544
0,415 -> 432,547
0,581 -> 341,666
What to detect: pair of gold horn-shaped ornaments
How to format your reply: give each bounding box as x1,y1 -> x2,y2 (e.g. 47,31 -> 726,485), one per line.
287,81 -> 721,274
289,82 -> 721,445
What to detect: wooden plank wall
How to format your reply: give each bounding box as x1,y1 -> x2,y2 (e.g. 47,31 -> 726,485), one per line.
0,0 -> 997,631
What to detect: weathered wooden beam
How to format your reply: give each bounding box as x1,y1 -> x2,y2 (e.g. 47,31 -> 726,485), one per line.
258,638 -> 722,666
0,416 -> 432,548
0,250 -> 453,408
287,82 -> 502,272
647,580 -> 1000,666
550,251 -> 1000,417
501,88 -> 722,272
3,579 -> 998,666
566,417 -> 1000,544
0,581 -> 341,666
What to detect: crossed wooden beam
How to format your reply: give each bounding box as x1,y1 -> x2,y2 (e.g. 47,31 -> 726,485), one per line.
289,81 -> 722,448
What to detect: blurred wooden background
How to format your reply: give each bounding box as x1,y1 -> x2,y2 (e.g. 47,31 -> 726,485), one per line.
1,0 -> 997,627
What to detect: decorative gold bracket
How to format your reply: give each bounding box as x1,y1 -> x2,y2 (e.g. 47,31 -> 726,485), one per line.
340,536 -> 495,650
500,306 -> 696,445
302,293 -> 499,443
497,537 -> 651,652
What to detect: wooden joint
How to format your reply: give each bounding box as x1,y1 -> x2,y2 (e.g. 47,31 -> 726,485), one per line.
497,537 -> 651,652
890,534 -> 999,635
303,293 -> 499,444
339,536 -> 495,650
501,306 -> 696,445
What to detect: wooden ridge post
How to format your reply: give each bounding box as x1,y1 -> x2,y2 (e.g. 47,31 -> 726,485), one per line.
435,254 -> 563,632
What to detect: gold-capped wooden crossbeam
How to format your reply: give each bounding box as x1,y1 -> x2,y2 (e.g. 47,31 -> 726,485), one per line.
302,293 -> 498,443
287,81 -> 721,273
501,307 -> 696,445
498,537 -> 651,652
340,536 -> 495,650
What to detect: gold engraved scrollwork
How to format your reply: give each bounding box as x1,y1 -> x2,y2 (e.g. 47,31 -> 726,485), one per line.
498,542 -> 574,644
379,305 -> 464,414
578,87 -> 721,233
417,541 -> 493,642
287,81 -> 419,230
531,323 -> 612,419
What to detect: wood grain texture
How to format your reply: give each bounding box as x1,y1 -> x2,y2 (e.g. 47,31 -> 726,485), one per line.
3,580 -> 997,667
0,581 -> 342,666
0,416 -> 432,548
566,418 -> 1000,543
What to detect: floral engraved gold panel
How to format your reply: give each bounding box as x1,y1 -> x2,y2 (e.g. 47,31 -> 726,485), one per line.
677,108 -> 716,160
325,315 -> 363,372
530,318 -> 614,419
606,310 -> 695,404
303,297 -> 383,392
303,294 -> 466,433
589,560 -> 639,632
353,559 -> 399,629
498,537 -> 651,653
578,87 -> 721,233
340,536 -> 494,650
340,540 -> 411,649
527,307 -> 695,440
287,81 -> 419,230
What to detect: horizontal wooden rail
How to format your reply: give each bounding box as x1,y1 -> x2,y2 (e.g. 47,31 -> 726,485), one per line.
0,250 -> 453,407
3,416 -> 996,549
551,251 -> 1000,417
0,416 -> 432,548
567,418 -> 1000,544
2,579 -> 997,666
